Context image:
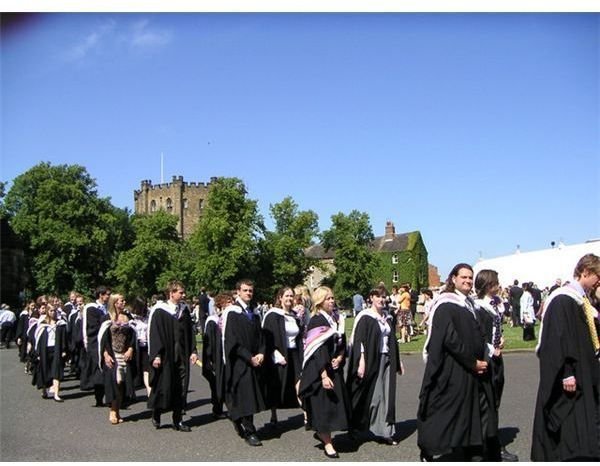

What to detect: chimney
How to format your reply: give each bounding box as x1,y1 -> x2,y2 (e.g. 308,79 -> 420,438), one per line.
385,221 -> 395,241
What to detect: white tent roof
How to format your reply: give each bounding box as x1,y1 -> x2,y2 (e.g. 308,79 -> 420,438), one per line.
473,240 -> 600,289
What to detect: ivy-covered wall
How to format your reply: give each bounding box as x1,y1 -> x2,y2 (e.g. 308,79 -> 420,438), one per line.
373,231 -> 429,291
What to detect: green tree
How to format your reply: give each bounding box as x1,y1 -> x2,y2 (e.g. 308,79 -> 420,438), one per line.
187,177 -> 264,294
109,211 -> 181,298
259,197 -> 319,298
321,210 -> 379,306
2,162 -> 133,296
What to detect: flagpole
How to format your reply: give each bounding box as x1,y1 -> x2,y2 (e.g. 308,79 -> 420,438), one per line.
161,152 -> 164,184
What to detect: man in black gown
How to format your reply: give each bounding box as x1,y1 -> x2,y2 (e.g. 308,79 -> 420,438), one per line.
80,286 -> 111,406
148,280 -> 197,432
531,253 -> 600,461
222,279 -> 266,446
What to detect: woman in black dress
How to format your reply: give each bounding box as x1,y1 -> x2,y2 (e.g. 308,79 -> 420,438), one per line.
299,286 -> 350,459
99,294 -> 136,424
262,286 -> 304,425
32,302 -> 68,401
346,288 -> 402,445
202,292 -> 232,418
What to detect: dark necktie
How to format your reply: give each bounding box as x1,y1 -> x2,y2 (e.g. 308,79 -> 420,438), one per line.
491,300 -> 502,348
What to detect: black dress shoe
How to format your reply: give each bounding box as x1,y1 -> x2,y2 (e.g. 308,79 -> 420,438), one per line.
244,433 -> 262,446
53,395 -> 64,402
173,423 -> 191,432
151,418 -> 160,429
500,447 -> 519,462
324,449 -> 339,459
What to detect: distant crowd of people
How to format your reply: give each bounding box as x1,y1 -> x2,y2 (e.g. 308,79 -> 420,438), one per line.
2,253 -> 599,461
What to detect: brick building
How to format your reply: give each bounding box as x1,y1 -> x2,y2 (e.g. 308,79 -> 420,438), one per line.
134,176 -> 215,240
305,221 -> 440,292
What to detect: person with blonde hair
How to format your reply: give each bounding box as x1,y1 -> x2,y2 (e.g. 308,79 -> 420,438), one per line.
99,293 -> 136,424
298,286 -> 349,459
32,300 -> 68,402
531,253 -> 600,461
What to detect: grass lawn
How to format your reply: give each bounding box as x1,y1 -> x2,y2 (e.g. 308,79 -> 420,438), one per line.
195,314 -> 539,355
342,315 -> 539,355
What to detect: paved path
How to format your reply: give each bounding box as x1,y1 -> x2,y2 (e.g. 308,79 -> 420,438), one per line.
0,347 -> 538,461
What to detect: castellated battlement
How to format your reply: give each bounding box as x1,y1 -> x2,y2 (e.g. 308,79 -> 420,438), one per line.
133,176 -> 213,240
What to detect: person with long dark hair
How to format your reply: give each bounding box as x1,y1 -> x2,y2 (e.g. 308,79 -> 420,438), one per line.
298,286 -> 350,459
417,263 -> 498,461
262,286 -> 304,426
474,269 -> 518,461
346,288 -> 402,445
202,292 -> 232,419
130,296 -> 151,397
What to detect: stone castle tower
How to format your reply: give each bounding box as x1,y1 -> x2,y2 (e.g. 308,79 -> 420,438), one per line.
134,176 -> 216,240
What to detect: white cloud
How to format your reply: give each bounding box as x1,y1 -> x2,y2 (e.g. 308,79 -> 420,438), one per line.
130,19 -> 171,48
64,20 -> 116,62
62,18 -> 171,63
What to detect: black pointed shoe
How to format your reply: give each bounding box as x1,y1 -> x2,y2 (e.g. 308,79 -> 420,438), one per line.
245,433 -> 262,446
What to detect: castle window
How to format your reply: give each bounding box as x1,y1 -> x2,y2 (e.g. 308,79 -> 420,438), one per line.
150,200 -> 157,212
166,198 -> 173,212
183,198 -> 188,209
392,270 -> 399,283
392,254 -> 398,264
199,199 -> 204,209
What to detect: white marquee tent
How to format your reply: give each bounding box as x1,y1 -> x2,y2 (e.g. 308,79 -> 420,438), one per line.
473,240 -> 600,289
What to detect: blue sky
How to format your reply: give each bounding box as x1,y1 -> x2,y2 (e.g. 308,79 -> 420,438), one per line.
2,13 -> 599,278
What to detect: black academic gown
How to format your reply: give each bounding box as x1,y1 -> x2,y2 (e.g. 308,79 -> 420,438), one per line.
417,298 -> 498,458
262,309 -> 303,409
15,311 -> 30,363
346,311 -> 401,431
99,320 -> 137,403
223,305 -> 267,421
147,305 -> 184,413
298,313 -> 350,433
32,321 -> 68,389
531,293 -> 600,461
176,303 -> 197,409
202,315 -> 225,412
475,300 -> 505,409
80,304 -> 109,390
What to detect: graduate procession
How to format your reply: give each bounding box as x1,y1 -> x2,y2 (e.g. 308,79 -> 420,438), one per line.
3,254 -> 600,462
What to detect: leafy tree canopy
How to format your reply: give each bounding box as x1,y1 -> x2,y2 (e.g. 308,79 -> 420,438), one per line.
109,211 -> 181,298
259,197 -> 319,298
187,177 -> 264,294
321,210 -> 378,305
3,162 -> 133,296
